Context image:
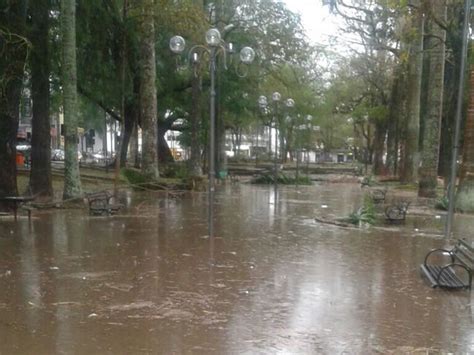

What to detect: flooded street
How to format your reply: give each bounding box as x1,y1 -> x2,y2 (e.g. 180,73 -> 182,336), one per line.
1,182 -> 473,354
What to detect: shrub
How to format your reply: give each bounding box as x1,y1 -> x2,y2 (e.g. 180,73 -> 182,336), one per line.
348,194 -> 376,226
251,172 -> 312,185
160,163 -> 188,179
435,195 -> 449,211
121,168 -> 148,188
361,175 -> 375,187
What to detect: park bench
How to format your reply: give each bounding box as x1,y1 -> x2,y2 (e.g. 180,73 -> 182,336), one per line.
385,201 -> 410,223
360,176 -> 372,187
85,190 -> 122,216
420,239 -> 473,290
0,195 -> 36,221
370,188 -> 387,204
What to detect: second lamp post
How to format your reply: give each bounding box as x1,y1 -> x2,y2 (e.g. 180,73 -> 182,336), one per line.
170,28 -> 255,237
258,93 -> 295,185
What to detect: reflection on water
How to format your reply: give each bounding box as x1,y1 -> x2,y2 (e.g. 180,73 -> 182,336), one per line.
0,183 -> 473,353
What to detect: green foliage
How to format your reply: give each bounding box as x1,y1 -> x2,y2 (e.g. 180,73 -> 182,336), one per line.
314,69 -> 359,152
435,195 -> 449,211
235,0 -> 312,68
361,175 -> 375,187
76,1 -> 124,116
122,167 -> 193,190
160,163 -> 189,179
294,175 -> 312,185
348,194 -> 376,226
353,104 -> 388,124
0,28 -> 30,91
78,96 -> 105,133
121,168 -> 149,189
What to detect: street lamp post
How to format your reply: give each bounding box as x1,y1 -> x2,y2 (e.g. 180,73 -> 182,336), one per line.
295,114 -> 313,186
283,98 -> 295,163
170,29 -> 255,238
305,115 -> 313,176
445,0 -> 471,238
272,92 -> 281,185
257,95 -> 269,167
295,116 -> 302,186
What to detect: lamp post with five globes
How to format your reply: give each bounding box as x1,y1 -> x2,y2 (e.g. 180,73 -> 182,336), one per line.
170,29 -> 255,237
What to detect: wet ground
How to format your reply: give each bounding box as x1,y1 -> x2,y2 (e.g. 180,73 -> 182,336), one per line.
0,182 -> 473,354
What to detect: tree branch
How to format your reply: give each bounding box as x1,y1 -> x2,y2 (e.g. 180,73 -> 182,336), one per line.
78,85 -> 122,122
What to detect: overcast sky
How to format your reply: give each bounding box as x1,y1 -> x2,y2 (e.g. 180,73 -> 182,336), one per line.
283,0 -> 340,45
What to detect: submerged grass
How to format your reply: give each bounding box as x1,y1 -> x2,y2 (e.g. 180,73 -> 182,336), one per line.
435,195 -> 449,211
251,172 -> 312,185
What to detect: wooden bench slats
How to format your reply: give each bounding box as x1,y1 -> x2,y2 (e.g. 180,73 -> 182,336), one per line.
371,189 -> 387,203
434,266 -> 464,288
385,202 -> 410,223
420,239 -> 473,290
458,239 -> 473,251
455,242 -> 474,263
453,241 -> 473,268
420,264 -> 438,287
456,252 -> 472,268
421,265 -> 467,289
86,191 -> 122,216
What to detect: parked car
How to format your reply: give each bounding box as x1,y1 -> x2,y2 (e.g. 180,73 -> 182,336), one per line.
16,142 -> 31,166
16,143 -> 31,153
51,149 -> 65,161
51,149 -> 82,161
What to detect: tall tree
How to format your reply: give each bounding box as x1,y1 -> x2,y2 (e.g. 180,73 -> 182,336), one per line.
136,0 -> 159,179
61,0 -> 82,199
401,5 -> 424,184
418,0 -> 447,197
189,74 -> 203,176
0,0 -> 29,196
29,0 -> 53,198
386,63 -> 406,176
438,0 -> 465,185
456,67 -> 474,212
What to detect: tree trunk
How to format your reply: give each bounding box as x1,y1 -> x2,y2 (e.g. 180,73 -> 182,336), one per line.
231,130 -> 236,155
29,0 -> 53,199
0,1 -> 28,197
439,71 -> 457,187
188,74 -> 203,176
439,3 -> 464,186
279,123 -> 286,163
456,68 -> 474,212
237,128 -> 242,156
386,64 -> 406,176
401,9 -> 424,184
137,0 -> 159,179
214,3 -> 227,178
373,121 -> 387,175
124,43 -> 140,168
157,125 -> 174,163
286,127 -> 293,163
120,99 -> 138,167
61,0 -> 82,199
216,86 -> 227,177
418,0 -> 447,198
129,122 -> 140,168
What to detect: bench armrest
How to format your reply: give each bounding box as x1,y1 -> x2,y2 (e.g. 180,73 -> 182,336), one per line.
424,248 -> 455,266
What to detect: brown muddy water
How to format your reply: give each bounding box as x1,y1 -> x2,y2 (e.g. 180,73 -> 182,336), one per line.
0,182 -> 473,354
